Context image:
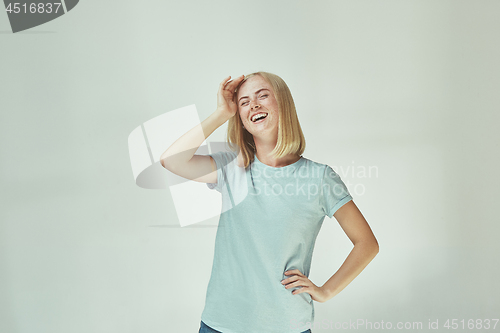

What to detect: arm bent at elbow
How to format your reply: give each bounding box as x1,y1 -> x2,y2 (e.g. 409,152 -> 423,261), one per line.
320,200 -> 379,301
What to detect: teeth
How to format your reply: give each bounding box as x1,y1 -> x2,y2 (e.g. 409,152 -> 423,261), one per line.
251,113 -> 268,122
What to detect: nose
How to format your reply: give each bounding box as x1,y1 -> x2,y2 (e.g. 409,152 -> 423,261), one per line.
250,100 -> 260,110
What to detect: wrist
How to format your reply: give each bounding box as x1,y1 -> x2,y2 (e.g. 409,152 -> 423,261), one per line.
213,108 -> 233,122
320,284 -> 340,301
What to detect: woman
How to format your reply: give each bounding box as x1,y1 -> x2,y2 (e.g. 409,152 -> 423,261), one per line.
160,72 -> 379,333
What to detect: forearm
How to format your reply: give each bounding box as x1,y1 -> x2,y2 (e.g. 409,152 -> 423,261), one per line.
321,240 -> 379,301
160,109 -> 229,169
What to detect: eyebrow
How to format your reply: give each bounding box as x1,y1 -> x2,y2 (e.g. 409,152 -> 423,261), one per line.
238,88 -> 270,102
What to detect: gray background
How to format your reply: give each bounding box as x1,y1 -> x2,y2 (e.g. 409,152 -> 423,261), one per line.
1,0 -> 499,332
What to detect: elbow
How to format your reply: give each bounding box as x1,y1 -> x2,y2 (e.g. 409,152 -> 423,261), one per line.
160,153 -> 173,170
355,238 -> 379,258
160,153 -> 182,172
373,241 -> 379,256
160,157 -> 167,169
369,236 -> 379,253
160,157 -> 173,171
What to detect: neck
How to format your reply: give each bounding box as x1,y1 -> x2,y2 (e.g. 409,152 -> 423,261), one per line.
255,146 -> 300,168
253,133 -> 300,168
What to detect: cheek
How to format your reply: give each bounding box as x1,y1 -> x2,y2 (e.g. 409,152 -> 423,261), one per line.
269,103 -> 279,114
268,98 -> 278,110
239,107 -> 250,117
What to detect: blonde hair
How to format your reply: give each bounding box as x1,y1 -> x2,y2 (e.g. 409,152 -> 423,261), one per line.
225,71 -> 306,169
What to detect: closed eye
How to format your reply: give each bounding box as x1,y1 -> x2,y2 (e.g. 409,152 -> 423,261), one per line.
241,95 -> 267,106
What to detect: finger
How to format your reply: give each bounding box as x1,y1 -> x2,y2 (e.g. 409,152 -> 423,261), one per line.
282,275 -> 300,286
292,286 -> 310,295
285,269 -> 303,276
285,279 -> 305,290
225,75 -> 245,92
224,75 -> 240,88
219,76 -> 232,90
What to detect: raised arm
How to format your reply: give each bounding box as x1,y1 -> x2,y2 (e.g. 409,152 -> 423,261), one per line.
160,75 -> 244,183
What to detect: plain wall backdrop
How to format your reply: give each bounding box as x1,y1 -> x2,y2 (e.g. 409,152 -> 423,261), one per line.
1,0 -> 499,332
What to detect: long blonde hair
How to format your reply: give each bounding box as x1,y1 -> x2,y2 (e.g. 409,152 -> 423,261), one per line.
225,71 -> 306,169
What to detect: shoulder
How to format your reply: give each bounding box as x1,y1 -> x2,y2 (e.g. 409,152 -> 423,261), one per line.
210,149 -> 237,157
210,150 -> 238,164
295,156 -> 331,182
300,156 -> 332,174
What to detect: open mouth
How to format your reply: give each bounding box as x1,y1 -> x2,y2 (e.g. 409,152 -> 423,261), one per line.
251,113 -> 268,123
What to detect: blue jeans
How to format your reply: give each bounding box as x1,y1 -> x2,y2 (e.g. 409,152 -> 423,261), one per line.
199,320 -> 312,333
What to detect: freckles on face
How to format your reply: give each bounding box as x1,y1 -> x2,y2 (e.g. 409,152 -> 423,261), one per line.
236,76 -> 278,125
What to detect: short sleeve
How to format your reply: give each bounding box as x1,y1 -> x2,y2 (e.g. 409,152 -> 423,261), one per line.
320,165 -> 353,218
206,151 -> 237,193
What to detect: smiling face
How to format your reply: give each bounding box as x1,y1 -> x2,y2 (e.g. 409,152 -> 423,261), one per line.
236,75 -> 279,139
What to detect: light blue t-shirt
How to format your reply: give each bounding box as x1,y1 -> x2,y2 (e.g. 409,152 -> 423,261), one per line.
201,149 -> 353,333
